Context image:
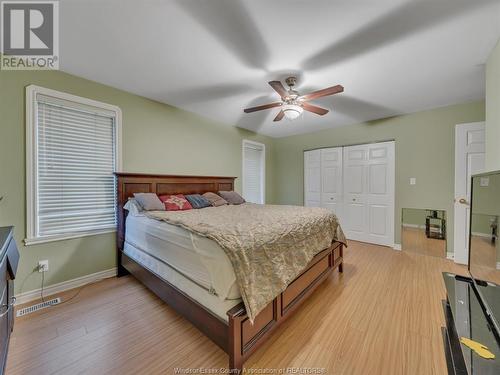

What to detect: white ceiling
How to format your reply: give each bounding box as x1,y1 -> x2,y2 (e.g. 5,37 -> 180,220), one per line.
60,0 -> 500,138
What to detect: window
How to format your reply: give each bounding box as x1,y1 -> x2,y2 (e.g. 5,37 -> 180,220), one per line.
25,85 -> 122,245
242,140 -> 265,204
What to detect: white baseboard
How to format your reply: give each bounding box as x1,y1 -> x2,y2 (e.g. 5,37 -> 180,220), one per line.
393,243 -> 402,251
402,224 -> 426,229
471,232 -> 493,238
447,252 -> 454,260
15,267 -> 117,305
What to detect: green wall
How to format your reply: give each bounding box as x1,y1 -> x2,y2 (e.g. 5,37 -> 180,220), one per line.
402,208 -> 427,226
486,38 -> 500,171
273,102 -> 486,253
0,70 -> 275,295
402,208 -> 447,228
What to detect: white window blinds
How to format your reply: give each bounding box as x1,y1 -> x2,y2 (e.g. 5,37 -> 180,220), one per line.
33,93 -> 118,240
243,141 -> 265,204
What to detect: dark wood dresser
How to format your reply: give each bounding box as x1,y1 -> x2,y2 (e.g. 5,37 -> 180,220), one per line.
0,227 -> 19,374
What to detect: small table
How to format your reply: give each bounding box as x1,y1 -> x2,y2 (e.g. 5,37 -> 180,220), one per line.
426,210 -> 446,240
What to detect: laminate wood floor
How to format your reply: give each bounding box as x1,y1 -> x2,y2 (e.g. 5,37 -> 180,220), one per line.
401,227 -> 446,258
7,241 -> 467,375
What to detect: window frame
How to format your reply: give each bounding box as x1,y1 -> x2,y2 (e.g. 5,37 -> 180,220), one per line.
25,85 -> 122,245
242,139 -> 266,204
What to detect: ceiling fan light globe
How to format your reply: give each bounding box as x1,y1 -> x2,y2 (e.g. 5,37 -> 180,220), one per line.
282,104 -> 303,120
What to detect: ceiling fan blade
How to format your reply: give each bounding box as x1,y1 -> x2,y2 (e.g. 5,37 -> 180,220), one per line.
300,85 -> 344,101
273,110 -> 285,122
302,103 -> 329,115
244,102 -> 282,113
268,81 -> 288,98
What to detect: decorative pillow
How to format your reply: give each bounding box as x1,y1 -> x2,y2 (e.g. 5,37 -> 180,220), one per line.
159,194 -> 193,211
185,194 -> 211,209
202,192 -> 228,207
218,191 -> 246,205
124,198 -> 144,216
133,193 -> 165,211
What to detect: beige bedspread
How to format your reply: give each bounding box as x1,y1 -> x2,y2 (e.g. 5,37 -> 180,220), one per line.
145,203 -> 346,322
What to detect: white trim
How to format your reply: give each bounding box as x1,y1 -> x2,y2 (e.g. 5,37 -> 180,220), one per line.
497,262 -> 500,270
447,252 -> 455,260
471,232 -> 493,238
15,267 -> 117,305
25,85 -> 122,245
402,223 -> 426,229
242,139 -> 266,204
26,85 -> 123,117
393,243 -> 401,251
453,248 -> 467,264
24,228 -> 116,246
453,121 -> 486,265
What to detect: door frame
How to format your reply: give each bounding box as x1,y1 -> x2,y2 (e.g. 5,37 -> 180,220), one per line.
453,122 -> 486,264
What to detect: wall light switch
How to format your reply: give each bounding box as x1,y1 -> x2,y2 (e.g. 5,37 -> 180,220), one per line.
409,178 -> 416,185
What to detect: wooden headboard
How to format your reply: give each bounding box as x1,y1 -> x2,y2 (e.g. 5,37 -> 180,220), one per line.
115,173 -> 236,254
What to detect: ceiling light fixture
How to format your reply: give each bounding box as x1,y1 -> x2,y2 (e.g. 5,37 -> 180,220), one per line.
243,76 -> 343,123
282,103 -> 303,120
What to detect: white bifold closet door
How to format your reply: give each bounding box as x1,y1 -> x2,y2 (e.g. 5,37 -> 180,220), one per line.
320,148 -> 343,222
343,141 -> 395,246
304,147 -> 343,218
304,141 -> 394,247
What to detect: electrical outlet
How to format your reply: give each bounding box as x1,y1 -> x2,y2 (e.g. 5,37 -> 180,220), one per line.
409,177 -> 416,185
38,260 -> 49,272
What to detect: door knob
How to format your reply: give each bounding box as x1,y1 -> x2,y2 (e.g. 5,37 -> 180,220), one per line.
458,198 -> 468,205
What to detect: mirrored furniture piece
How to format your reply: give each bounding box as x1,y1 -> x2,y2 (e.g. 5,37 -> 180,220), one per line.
442,273 -> 500,374
401,208 -> 446,258
426,209 -> 446,240
0,227 -> 19,375
442,171 -> 500,374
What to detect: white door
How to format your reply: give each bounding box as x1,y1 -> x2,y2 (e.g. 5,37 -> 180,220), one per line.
321,148 -> 343,222
343,144 -> 367,240
242,140 -> 265,204
343,141 -> 395,246
304,150 -> 321,207
454,122 -> 485,264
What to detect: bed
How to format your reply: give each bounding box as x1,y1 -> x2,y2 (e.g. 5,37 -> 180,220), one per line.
116,173 -> 344,370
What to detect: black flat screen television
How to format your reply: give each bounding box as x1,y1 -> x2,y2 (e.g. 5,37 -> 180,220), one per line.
469,170 -> 500,338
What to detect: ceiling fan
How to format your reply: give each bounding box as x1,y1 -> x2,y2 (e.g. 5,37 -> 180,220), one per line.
244,77 -> 344,122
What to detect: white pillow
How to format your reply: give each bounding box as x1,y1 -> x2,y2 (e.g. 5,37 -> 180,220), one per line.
124,199 -> 144,216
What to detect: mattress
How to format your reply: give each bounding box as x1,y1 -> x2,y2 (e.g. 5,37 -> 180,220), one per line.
124,214 -> 240,300
123,242 -> 241,321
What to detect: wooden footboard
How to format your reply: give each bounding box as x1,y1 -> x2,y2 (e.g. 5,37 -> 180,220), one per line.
121,241 -> 343,371
227,242 -> 343,370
